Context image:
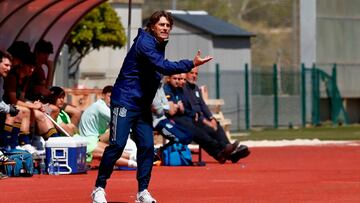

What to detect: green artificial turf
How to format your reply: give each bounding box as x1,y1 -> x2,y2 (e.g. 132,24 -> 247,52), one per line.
232,124 -> 360,141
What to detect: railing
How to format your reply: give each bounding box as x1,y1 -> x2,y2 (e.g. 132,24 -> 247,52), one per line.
64,88 -> 102,111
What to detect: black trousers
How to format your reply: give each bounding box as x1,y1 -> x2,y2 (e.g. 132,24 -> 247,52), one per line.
194,120 -> 230,147
96,106 -> 153,192
172,116 -> 226,159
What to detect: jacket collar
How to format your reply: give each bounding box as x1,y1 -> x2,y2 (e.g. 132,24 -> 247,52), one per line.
186,81 -> 196,89
136,28 -> 168,49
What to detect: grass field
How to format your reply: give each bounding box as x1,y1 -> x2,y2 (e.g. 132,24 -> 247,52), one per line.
232,124 -> 360,141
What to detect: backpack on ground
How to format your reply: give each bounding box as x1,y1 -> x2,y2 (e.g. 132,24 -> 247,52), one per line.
5,149 -> 34,177
161,142 -> 193,166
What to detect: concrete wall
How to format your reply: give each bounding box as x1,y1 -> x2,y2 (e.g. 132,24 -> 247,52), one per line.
300,0 -> 316,67
300,0 -> 360,124
166,22 -> 213,71
213,37 -> 251,71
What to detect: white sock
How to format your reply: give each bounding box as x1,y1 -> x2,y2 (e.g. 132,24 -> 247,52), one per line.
128,160 -> 137,168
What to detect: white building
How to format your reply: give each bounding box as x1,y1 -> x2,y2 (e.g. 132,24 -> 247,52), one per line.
76,0 -> 144,89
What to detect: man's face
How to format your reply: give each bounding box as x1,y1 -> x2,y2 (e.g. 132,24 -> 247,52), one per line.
168,74 -> 181,88
55,96 -> 65,108
151,16 -> 171,42
186,67 -> 199,84
36,52 -> 50,65
0,57 -> 11,77
23,64 -> 35,76
104,92 -> 111,107
178,73 -> 187,87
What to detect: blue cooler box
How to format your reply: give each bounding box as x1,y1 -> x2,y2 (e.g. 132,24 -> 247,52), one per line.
45,137 -> 87,174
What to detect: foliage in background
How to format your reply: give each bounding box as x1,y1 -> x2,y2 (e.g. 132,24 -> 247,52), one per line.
66,2 -> 126,78
143,0 -> 296,69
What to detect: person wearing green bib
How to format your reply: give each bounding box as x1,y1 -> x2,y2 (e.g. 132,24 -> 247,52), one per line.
47,86 -> 78,136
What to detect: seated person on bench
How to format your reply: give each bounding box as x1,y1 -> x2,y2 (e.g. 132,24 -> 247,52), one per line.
182,66 -> 250,163
165,70 -> 250,163
0,50 -> 20,152
78,86 -> 137,168
152,80 -> 192,145
45,86 -> 79,136
4,44 -> 59,155
29,39 -> 81,125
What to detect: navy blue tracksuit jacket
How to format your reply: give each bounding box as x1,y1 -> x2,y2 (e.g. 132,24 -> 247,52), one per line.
111,28 -> 194,111
96,28 -> 194,192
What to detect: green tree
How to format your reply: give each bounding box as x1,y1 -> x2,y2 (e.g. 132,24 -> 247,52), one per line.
66,2 -> 126,78
239,0 -> 292,27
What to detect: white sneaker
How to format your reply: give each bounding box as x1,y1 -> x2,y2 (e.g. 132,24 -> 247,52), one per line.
135,189 -> 157,203
17,144 -> 37,154
91,187 -> 107,203
20,144 -> 45,157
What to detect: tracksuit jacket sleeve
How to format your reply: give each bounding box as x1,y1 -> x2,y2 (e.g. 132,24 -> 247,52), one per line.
152,87 -> 169,116
0,77 -> 10,113
0,101 -> 10,113
181,86 -> 198,119
137,39 -> 194,75
198,89 -> 214,121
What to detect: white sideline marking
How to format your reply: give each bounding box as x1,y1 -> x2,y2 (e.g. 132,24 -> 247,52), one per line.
239,139 -> 360,147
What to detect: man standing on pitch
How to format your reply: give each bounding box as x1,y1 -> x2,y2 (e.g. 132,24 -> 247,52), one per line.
92,10 -> 213,203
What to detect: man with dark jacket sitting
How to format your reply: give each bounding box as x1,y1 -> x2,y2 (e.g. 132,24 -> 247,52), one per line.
164,71 -> 248,164
182,66 -> 250,163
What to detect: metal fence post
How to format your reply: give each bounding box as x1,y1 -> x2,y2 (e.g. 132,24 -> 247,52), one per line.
301,64 -> 306,127
273,64 -> 278,129
236,92 -> 240,131
245,64 -> 250,130
311,63 -> 320,125
331,63 -> 337,124
215,63 -> 220,99
311,64 -> 315,125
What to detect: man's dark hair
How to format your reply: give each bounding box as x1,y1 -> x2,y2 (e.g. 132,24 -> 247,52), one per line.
34,39 -> 53,54
47,86 -> 65,104
50,86 -> 65,97
145,10 -> 173,34
102,85 -> 113,94
7,41 -> 30,60
0,50 -> 12,62
22,52 -> 36,66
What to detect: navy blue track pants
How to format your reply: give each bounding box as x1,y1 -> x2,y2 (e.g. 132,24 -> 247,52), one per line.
155,118 -> 193,144
95,106 -> 154,192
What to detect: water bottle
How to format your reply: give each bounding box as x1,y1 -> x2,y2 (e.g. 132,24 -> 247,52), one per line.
54,158 -> 60,175
48,157 -> 54,175
40,158 -> 46,175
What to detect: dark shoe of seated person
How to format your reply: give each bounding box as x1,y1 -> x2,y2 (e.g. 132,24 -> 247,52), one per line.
230,145 -> 250,163
216,144 -> 235,164
231,140 -> 240,151
222,140 -> 239,161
